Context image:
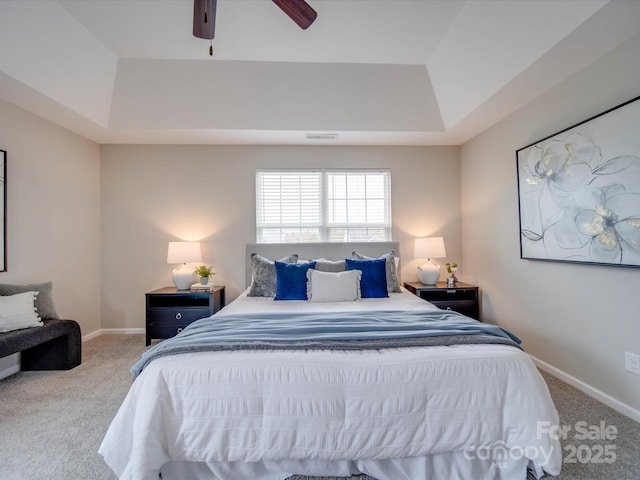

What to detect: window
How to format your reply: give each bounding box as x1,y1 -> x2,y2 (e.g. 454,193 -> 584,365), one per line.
256,169 -> 391,243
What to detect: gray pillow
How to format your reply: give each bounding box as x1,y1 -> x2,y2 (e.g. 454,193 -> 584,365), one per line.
352,251 -> 401,293
0,281 -> 60,319
248,254 -> 299,297
314,258 -> 347,273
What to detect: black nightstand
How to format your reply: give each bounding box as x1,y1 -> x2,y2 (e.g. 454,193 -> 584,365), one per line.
404,281 -> 480,320
145,286 -> 225,345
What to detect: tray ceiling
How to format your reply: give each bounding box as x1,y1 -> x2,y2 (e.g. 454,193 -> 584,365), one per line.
1,0 -> 639,145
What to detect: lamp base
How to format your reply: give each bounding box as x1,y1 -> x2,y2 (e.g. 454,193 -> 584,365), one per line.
172,263 -> 196,290
417,261 -> 440,285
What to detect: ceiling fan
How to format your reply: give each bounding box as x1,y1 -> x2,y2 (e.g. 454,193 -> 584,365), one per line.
193,0 -> 317,56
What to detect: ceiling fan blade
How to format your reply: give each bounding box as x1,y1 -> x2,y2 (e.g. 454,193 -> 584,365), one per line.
272,0 -> 317,29
193,0 -> 217,39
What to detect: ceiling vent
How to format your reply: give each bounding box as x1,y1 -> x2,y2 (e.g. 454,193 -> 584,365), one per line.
305,133 -> 339,141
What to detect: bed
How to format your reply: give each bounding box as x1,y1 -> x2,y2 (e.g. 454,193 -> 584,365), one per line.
99,242 -> 561,480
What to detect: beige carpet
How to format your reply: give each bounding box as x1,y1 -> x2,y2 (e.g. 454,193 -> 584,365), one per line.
0,334 -> 638,480
0,335 -> 141,479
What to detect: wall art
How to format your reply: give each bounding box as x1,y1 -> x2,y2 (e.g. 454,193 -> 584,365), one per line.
516,96 -> 640,268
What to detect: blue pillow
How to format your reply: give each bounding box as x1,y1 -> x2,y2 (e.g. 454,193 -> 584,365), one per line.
345,258 -> 388,298
274,261 -> 317,300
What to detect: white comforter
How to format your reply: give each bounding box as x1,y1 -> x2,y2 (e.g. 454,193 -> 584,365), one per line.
100,290 -> 561,480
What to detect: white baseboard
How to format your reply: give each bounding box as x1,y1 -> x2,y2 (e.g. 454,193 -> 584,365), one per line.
0,352 -> 20,380
82,330 -> 102,342
530,354 -> 640,423
0,364 -> 20,380
82,328 -> 145,342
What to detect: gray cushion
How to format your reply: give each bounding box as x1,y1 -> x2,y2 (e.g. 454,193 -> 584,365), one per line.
0,281 -> 60,319
352,251 -> 401,293
314,259 -> 347,273
248,254 -> 299,297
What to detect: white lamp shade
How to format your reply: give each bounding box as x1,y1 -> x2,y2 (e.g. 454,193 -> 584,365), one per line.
414,237 -> 446,259
167,241 -> 202,264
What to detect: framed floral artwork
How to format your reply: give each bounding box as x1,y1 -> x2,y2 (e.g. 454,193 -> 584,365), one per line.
516,96 -> 640,268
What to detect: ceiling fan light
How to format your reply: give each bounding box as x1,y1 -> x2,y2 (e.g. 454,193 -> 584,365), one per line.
193,0 -> 216,39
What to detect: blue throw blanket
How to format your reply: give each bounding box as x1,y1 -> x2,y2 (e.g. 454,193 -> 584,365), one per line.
132,309 -> 522,379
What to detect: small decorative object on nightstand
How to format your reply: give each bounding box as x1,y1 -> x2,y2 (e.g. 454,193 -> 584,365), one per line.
194,264 -> 216,285
145,286 -> 225,345
445,261 -> 458,287
404,281 -> 480,320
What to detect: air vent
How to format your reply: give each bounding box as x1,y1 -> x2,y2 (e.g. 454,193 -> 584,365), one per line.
305,133 -> 339,141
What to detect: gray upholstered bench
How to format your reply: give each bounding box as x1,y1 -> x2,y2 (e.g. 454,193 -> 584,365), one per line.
0,319 -> 81,370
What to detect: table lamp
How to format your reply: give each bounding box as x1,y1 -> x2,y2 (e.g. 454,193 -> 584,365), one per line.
167,241 -> 202,290
414,237 -> 446,285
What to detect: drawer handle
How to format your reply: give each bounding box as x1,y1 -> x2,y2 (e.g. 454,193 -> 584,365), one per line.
175,312 -> 182,320
177,327 -> 183,334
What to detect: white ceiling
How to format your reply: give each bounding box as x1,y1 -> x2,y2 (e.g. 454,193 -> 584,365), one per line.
1,0 -> 640,145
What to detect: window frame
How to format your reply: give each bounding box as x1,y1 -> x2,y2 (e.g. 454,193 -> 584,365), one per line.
256,169 -> 392,243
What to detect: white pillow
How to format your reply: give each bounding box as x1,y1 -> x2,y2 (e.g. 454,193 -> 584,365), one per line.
306,269 -> 361,302
0,291 -> 43,332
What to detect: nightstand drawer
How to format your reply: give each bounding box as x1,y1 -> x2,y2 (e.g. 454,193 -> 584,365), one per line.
147,295 -> 212,309
148,307 -> 210,325
430,300 -> 478,318
148,323 -> 190,339
417,288 -> 476,302
404,281 -> 480,321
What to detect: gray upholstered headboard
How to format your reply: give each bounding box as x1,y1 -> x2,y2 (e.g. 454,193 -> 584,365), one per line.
245,242 -> 400,288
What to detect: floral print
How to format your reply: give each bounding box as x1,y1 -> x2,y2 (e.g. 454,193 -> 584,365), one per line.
518,129 -> 640,267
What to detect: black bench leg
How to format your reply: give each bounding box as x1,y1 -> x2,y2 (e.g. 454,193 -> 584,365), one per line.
21,334 -> 81,370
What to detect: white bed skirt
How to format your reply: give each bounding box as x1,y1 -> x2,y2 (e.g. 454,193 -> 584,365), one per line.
160,453 -> 536,480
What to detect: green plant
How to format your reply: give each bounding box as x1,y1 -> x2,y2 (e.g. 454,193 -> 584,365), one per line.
445,262 -> 458,274
194,265 -> 216,277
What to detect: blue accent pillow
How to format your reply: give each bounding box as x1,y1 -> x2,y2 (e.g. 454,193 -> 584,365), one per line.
345,258 -> 388,298
274,261 -> 317,300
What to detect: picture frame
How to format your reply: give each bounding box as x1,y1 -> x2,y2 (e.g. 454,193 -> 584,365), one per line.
516,96 -> 640,268
0,149 -> 5,272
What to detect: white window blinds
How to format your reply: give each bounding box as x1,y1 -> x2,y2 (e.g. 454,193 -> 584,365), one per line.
256,170 -> 391,243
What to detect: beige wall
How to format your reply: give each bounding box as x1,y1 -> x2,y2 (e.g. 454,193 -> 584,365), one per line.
100,145 -> 461,329
0,100 -> 101,336
460,33 -> 640,416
